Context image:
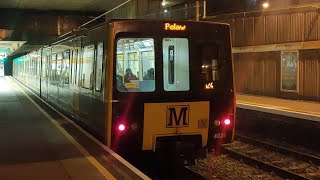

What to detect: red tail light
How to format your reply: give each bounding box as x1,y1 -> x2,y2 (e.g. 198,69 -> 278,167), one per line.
223,119 -> 231,125
118,124 -> 126,132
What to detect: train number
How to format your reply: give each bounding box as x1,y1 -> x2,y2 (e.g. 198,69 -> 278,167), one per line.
214,133 -> 224,139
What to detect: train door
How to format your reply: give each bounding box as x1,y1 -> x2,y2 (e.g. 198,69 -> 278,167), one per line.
199,42 -> 235,145
0,62 -> 4,76
146,38 -> 209,151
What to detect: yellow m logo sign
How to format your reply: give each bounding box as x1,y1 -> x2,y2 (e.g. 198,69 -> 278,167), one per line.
166,105 -> 190,128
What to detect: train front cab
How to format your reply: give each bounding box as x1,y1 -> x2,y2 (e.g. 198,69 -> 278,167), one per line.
107,20 -> 235,161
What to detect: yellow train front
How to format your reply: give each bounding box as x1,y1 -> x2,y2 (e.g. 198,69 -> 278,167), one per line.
12,19 -> 235,164
108,20 -> 235,161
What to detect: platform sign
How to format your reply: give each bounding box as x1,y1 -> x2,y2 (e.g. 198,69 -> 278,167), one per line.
281,51 -> 298,92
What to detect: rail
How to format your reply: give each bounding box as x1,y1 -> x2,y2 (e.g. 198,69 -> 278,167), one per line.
222,135 -> 320,180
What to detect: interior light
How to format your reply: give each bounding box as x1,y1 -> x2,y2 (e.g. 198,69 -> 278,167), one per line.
118,124 -> 125,131
143,41 -> 151,47
223,119 -> 231,125
164,9 -> 168,13
162,1 -> 166,6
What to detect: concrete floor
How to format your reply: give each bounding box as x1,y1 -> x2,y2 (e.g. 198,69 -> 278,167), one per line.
0,76 -> 129,180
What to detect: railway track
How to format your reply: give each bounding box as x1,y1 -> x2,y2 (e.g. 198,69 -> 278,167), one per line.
177,167 -> 206,180
222,135 -> 320,180
146,166 -> 205,180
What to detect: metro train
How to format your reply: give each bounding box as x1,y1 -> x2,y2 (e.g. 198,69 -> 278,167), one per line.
13,19 -> 235,162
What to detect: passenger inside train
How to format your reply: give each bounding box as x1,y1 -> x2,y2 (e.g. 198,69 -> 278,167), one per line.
143,68 -> 154,80
116,38 -> 156,92
124,68 -> 138,83
117,74 -> 127,91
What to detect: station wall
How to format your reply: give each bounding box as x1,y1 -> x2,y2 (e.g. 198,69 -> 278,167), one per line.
207,6 -> 320,47
233,49 -> 320,102
208,4 -> 320,102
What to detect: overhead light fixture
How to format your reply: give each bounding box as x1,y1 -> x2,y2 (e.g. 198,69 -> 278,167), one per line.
262,2 -> 269,9
162,1 -> 167,6
164,9 -> 168,13
143,40 -> 152,47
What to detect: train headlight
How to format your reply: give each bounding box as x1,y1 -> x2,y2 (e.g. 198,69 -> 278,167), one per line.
131,123 -> 138,131
214,120 -> 220,126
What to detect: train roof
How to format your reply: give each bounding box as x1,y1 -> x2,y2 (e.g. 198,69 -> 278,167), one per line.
109,19 -> 229,25
42,19 -> 230,49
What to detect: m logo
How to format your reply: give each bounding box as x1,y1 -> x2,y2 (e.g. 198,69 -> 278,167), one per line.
166,105 -> 190,128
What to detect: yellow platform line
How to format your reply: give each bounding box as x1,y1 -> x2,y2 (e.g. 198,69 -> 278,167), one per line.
6,76 -> 116,180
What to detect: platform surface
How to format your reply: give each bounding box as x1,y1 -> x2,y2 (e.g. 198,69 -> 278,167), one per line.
0,76 -> 149,180
237,94 -> 320,122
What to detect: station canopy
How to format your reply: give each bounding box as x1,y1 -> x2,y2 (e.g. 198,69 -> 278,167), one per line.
0,0 -> 130,11
0,0 -> 185,11
0,0 -> 185,58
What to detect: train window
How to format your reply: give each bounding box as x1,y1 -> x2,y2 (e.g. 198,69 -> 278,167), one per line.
82,45 -> 95,89
35,56 -> 38,76
23,58 -> 25,74
201,45 -> 221,85
116,38 -> 155,92
96,43 -> 103,91
31,57 -> 33,75
162,38 -> 190,91
201,59 -> 220,81
26,60 -> 28,75
71,50 -> 77,85
57,52 -> 63,82
62,50 -> 70,84
76,49 -> 82,86
51,53 -> 57,82
70,50 -> 73,84
33,56 -> 37,76
42,56 -> 47,78
37,52 -> 41,77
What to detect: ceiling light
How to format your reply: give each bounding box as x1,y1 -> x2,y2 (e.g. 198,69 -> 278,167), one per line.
262,2 -> 269,9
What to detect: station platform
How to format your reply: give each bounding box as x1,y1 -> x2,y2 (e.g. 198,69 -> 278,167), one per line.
236,94 -> 320,122
0,76 -> 150,180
